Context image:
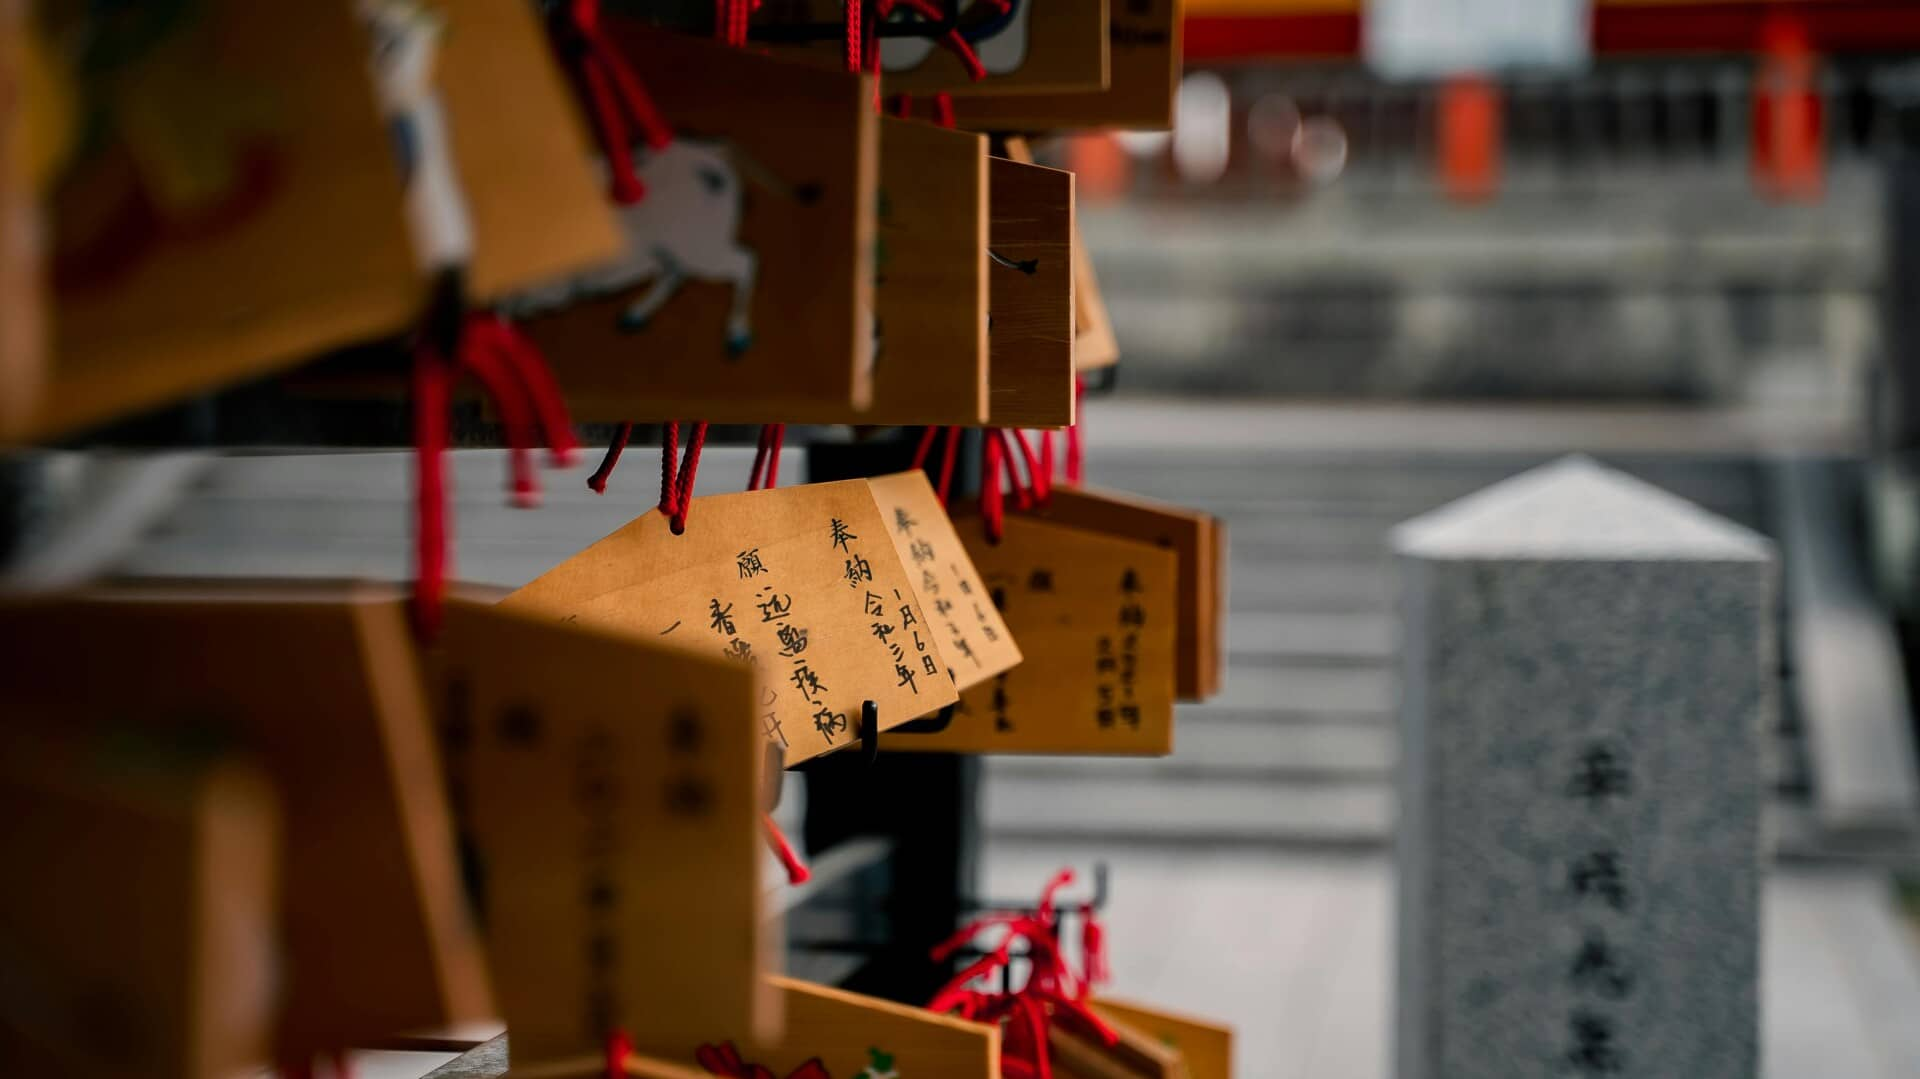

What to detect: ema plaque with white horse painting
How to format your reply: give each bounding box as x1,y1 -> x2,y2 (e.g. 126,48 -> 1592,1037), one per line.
511,25 -> 879,425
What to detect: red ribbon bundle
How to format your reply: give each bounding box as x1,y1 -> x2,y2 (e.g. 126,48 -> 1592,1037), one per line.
927,869 -> 1115,1079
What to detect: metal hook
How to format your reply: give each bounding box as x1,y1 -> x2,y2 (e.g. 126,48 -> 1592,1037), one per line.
988,248 -> 1039,275
858,700 -> 880,766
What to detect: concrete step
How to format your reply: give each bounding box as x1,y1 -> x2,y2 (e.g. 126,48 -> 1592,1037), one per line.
980,768 -> 1393,847
1225,559 -> 1399,614
990,711 -> 1395,781
1087,453 -> 1764,516
1208,664 -> 1395,718
1225,611 -> 1397,664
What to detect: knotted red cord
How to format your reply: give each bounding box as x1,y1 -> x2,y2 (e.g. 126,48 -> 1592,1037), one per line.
553,0 -> 673,205
927,869 -> 1119,1079
933,90 -> 956,128
761,813 -> 811,885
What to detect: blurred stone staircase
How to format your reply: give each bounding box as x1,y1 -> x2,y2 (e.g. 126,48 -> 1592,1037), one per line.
981,446 -> 1802,848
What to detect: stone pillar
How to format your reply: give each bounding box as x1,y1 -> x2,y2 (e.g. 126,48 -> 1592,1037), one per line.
1393,456 -> 1775,1079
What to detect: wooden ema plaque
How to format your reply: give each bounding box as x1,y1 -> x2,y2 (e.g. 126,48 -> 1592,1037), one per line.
890,514 -> 1176,755
781,116 -> 988,425
440,977 -> 998,1078
0,585 -> 491,1059
436,600 -> 776,1066
512,24 -> 879,424
1030,486 -> 1216,701
868,470 -> 1022,692
0,731 -> 279,1079
22,1 -> 420,442
1074,235 -> 1119,372
0,3 -> 43,441
987,155 -> 1076,428
999,133 -> 1113,379
1051,1012 -> 1188,1079
669,976 -> 999,1079
501,479 -> 956,766
439,0 -> 624,302
1090,999 -> 1232,1079
941,0 -> 1183,131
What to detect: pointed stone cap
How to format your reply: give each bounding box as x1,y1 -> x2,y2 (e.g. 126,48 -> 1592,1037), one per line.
1393,455 -> 1775,562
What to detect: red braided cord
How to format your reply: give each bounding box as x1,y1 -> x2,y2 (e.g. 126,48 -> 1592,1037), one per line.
981,430 -> 1004,542
937,425 -> 961,505
752,422 -> 775,485
412,344 -> 452,641
996,429 -> 1032,512
455,322 -> 542,509
670,421 -> 710,533
1011,429 -> 1048,505
588,422 -> 633,494
748,424 -> 773,491
660,420 -> 680,517
575,59 -> 645,203
911,425 -> 940,470
483,317 -> 580,467
845,0 -> 861,72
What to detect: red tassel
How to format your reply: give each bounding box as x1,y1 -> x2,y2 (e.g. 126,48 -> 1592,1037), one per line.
1080,903 -> 1109,992
761,813 -> 812,885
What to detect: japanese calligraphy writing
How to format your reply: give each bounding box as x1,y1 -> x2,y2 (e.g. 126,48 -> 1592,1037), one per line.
1561,740 -> 1634,1073
501,478 -> 955,766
